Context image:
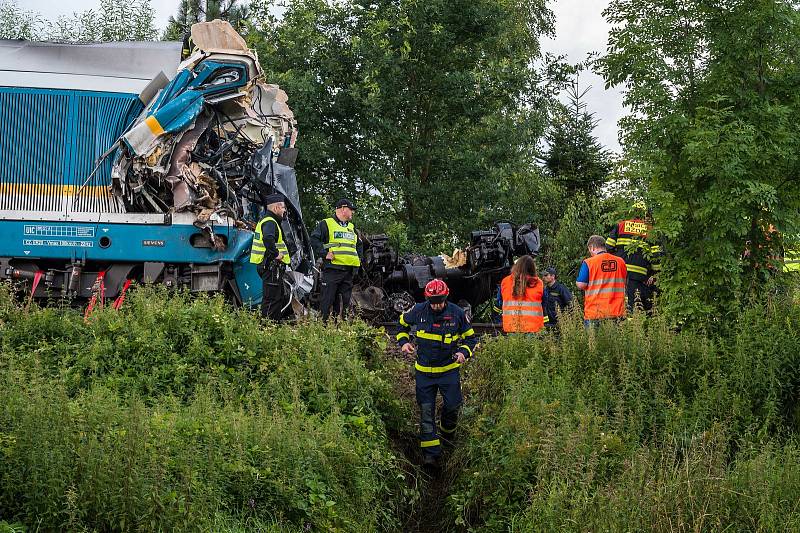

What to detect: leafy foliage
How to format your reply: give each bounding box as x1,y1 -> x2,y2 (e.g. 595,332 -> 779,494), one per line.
0,285 -> 412,531
448,291 -> 800,530
249,0 -> 557,245
0,0 -> 156,41
163,0 -> 250,41
0,0 -> 157,41
601,0 -> 800,322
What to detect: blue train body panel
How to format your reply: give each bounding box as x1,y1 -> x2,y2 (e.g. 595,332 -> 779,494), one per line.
4,219 -> 242,262
0,37 -> 305,309
0,87 -> 142,212
0,217 -> 263,304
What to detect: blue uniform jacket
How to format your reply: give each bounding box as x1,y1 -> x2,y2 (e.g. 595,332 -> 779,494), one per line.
396,301 -> 477,374
544,281 -> 573,324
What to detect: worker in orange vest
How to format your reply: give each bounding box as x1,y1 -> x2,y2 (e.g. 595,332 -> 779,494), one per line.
575,235 -> 627,326
499,255 -> 549,334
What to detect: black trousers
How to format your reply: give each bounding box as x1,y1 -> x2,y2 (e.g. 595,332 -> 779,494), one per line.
260,263 -> 288,321
319,267 -> 354,320
627,278 -> 654,313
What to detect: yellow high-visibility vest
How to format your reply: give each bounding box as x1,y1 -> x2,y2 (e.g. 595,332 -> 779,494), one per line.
250,216 -> 290,265
323,218 -> 361,267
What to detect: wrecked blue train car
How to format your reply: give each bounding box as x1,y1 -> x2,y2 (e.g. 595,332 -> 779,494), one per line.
0,21 -> 313,308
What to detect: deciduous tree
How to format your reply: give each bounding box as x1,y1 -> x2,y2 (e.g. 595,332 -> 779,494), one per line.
249,0 -> 556,246
602,0 -> 800,322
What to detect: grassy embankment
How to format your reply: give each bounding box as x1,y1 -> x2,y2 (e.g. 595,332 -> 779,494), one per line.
0,285 -> 416,532
4,282 -> 800,532
448,296 -> 800,531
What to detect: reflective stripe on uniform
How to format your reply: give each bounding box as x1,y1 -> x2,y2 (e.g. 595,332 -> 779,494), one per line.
396,332 -> 410,342
588,277 -> 626,287
324,218 -> 361,267
399,313 -> 410,327
420,439 -> 440,448
417,331 -> 444,342
503,309 -> 544,317
626,264 -> 649,276
415,331 -> 465,344
250,216 -> 290,265
415,361 -> 461,373
606,237 -> 617,247
503,300 -> 542,307
586,286 -> 626,296
438,423 -> 456,434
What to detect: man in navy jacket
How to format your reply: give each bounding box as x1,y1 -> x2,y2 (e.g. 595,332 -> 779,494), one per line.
396,279 -> 477,465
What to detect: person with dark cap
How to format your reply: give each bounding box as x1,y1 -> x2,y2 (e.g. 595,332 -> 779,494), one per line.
541,267 -> 573,327
249,193 -> 290,321
310,198 -> 364,320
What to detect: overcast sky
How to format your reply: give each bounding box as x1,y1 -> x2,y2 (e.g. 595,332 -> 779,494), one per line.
542,0 -> 625,153
21,0 -> 626,151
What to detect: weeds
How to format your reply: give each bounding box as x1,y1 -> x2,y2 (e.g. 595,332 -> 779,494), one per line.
450,297 -> 800,530
0,284 -> 411,531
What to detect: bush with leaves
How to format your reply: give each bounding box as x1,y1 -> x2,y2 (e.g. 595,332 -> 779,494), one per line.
448,292 -> 800,530
601,0 -> 800,323
0,0 -> 157,41
0,285 -> 412,531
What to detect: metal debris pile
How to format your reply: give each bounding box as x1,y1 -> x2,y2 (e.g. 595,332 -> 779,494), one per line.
111,20 -> 299,246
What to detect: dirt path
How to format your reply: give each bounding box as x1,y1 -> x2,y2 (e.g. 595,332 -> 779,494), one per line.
385,343 -> 465,533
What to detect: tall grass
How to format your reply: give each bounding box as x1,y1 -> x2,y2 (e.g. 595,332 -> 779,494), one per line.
449,298 -> 800,530
0,285 -> 412,531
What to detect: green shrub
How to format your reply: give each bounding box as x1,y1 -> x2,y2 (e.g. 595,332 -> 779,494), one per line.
0,285 -> 412,531
449,294 -> 800,530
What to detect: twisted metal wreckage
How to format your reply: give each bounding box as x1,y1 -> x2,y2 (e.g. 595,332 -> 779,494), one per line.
0,20 -> 540,319
110,21 -> 316,310
108,20 -> 543,319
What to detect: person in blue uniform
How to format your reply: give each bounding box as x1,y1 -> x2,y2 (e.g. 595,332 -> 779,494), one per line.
396,279 -> 478,466
541,267 -> 573,326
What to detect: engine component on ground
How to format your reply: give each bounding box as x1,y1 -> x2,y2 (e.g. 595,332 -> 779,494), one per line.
351,222 -> 541,320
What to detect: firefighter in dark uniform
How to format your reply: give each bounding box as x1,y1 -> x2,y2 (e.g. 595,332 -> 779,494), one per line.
310,198 -> 363,320
541,267 -> 573,326
606,204 -> 662,313
396,279 -> 478,466
250,193 -> 291,321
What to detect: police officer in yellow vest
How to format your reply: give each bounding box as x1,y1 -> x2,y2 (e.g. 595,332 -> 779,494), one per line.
310,198 -> 363,320
249,193 -> 291,321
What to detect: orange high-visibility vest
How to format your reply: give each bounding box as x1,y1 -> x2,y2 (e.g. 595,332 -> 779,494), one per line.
583,252 -> 627,320
501,275 -> 545,333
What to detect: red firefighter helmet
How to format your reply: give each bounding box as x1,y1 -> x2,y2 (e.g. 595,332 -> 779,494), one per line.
424,279 -> 449,304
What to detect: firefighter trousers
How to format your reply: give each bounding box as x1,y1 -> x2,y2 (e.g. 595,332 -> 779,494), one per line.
415,369 -> 462,458
627,278 -> 654,313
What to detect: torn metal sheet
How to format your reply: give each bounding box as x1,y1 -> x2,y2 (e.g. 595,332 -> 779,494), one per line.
111,20 -> 302,251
